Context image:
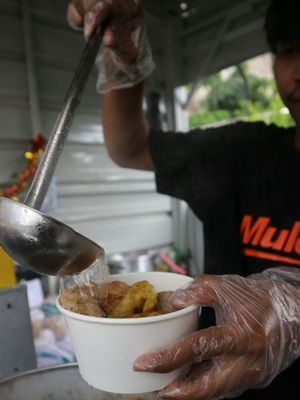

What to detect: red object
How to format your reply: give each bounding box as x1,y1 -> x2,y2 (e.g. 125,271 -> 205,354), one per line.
160,252 -> 187,275
0,133 -> 46,200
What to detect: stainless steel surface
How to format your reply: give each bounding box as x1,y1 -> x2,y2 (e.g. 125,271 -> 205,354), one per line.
0,363 -> 156,400
0,24 -> 106,276
108,252 -> 156,274
0,285 -> 36,380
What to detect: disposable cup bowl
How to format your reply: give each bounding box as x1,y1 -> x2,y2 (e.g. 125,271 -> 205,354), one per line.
57,271 -> 200,394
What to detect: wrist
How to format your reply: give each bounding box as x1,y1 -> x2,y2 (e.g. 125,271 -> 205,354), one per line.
248,267 -> 300,375
95,29 -> 155,93
261,266 -> 300,287
266,269 -> 300,372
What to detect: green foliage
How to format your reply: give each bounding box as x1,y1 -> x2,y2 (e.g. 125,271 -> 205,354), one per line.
190,109 -> 231,127
188,62 -> 294,129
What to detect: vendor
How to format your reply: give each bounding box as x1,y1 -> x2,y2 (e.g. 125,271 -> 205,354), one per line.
67,0 -> 300,399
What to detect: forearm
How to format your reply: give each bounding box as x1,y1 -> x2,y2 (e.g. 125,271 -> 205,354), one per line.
102,82 -> 154,170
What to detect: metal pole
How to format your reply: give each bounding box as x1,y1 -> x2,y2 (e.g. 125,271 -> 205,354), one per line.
21,0 -> 43,135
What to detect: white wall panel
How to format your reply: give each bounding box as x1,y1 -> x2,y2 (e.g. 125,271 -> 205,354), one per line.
54,191 -> 170,220
42,110 -> 103,143
0,60 -> 27,97
0,140 -> 31,182
0,107 -> 31,140
0,0 -> 173,257
69,214 -> 173,255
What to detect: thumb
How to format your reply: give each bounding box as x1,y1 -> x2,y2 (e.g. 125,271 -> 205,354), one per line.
67,2 -> 84,30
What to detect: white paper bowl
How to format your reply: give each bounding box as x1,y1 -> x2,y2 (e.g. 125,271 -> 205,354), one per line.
57,271 -> 199,394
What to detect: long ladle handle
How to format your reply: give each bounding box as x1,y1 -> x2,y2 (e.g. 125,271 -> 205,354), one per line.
25,24 -> 106,210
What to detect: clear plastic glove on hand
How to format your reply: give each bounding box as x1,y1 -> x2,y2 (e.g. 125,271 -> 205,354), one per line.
134,268 -> 300,400
67,0 -> 155,92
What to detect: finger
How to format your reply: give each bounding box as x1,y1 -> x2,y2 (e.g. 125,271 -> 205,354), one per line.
158,361 -> 218,400
159,358 -> 248,400
84,2 -> 110,39
67,3 -> 84,29
171,275 -> 223,309
72,0 -> 86,16
134,325 -> 240,373
102,26 -> 115,47
159,354 -> 262,400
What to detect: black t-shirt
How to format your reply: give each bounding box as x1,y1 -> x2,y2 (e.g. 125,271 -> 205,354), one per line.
149,121 -> 299,399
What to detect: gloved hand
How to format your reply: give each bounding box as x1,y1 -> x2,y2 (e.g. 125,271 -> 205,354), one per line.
67,0 -> 155,93
134,267 -> 300,400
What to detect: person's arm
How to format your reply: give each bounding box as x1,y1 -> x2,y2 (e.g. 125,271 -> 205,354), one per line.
102,83 -> 153,170
67,0 -> 155,171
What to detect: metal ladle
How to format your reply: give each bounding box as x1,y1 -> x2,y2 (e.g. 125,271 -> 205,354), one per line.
0,25 -> 106,276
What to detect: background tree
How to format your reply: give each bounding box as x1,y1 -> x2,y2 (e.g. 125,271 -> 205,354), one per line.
189,61 -> 294,129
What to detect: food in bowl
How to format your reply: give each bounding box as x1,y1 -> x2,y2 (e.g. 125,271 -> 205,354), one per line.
57,272 -> 199,394
59,279 -> 177,318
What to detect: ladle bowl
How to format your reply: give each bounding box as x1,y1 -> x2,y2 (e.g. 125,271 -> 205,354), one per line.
0,197 -> 104,276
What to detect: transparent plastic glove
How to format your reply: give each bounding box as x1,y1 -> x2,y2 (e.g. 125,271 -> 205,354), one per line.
134,267 -> 300,400
67,0 -> 155,93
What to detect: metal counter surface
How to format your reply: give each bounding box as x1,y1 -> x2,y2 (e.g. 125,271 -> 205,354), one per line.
0,363 -> 156,400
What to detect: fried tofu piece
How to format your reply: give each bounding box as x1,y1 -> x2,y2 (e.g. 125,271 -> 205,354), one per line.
157,291 -> 177,314
109,280 -> 157,318
98,280 -> 130,315
76,301 -> 105,317
59,286 -> 105,317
